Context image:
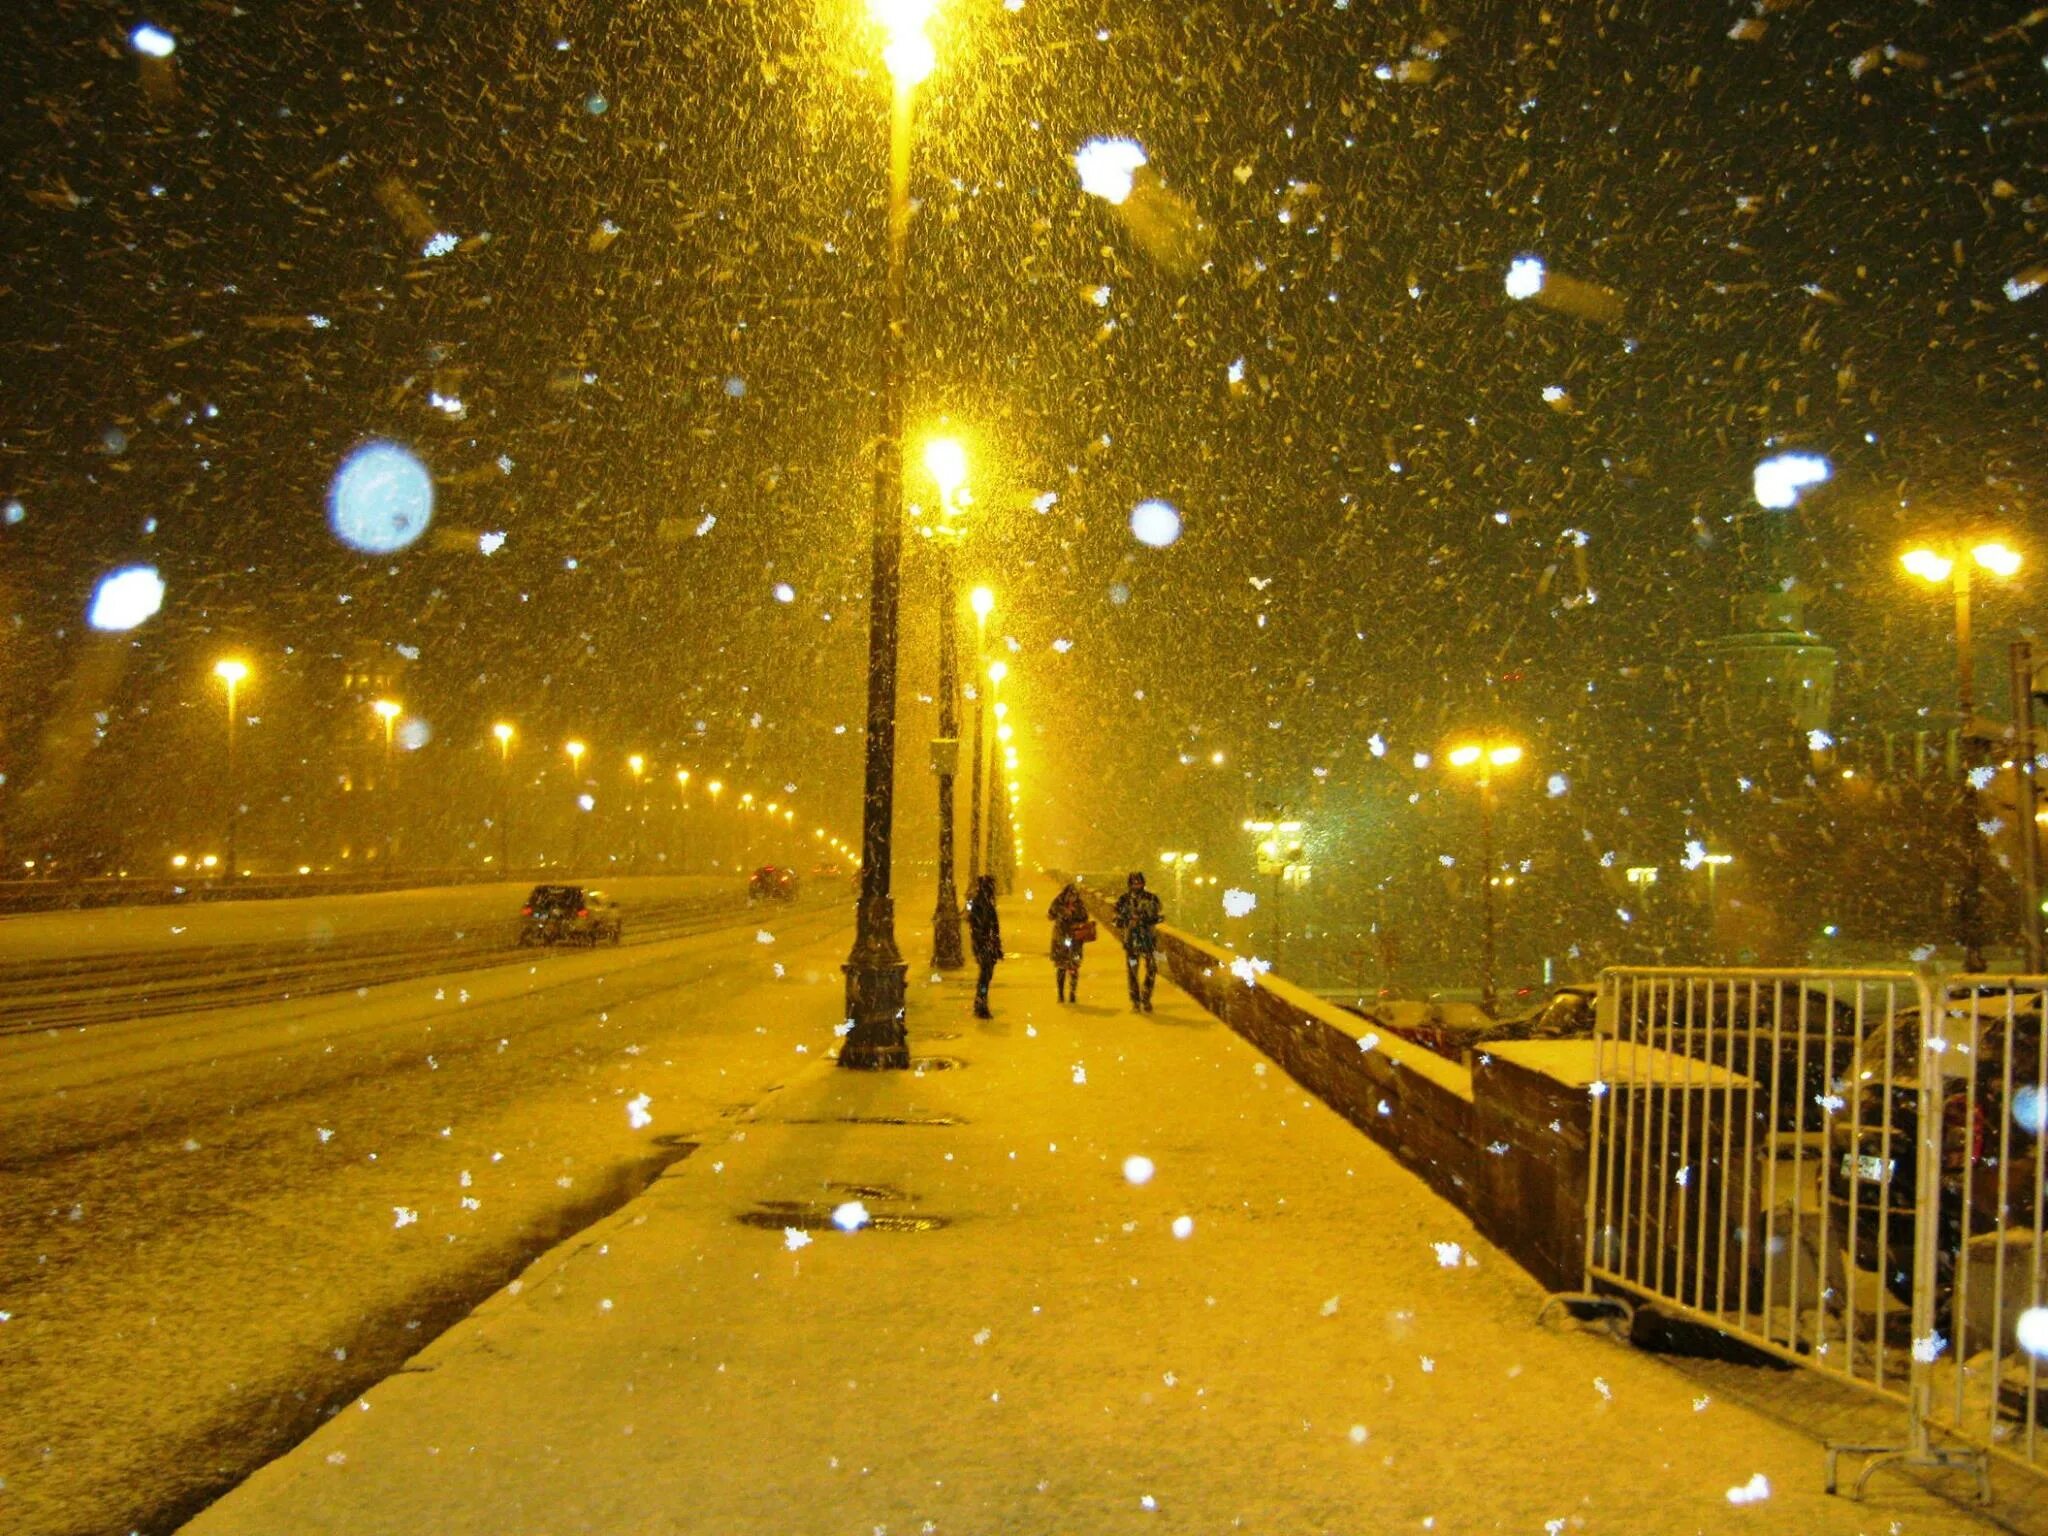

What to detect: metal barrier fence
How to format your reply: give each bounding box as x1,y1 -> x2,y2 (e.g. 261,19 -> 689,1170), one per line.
1556,967 -> 2048,1500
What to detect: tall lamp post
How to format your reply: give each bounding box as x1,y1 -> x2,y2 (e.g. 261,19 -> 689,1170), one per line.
842,0 -> 940,1071
1445,740 -> 1523,1016
675,769 -> 692,871
925,435 -> 968,970
1159,850 -> 1197,912
1901,541 -> 2022,971
967,591 -> 996,885
492,721 -> 515,871
706,778 -> 724,869
213,659 -> 249,877
564,739 -> 586,869
627,753 -> 646,871
373,698 -> 403,865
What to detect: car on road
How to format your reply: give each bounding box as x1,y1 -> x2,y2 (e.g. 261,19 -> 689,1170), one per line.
749,865 -> 799,902
1825,987 -> 2046,1315
518,884 -> 623,946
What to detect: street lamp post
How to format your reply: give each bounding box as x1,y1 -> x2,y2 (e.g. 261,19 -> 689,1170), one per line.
706,778 -> 724,869
1902,541 -> 2022,970
564,739 -> 586,869
843,0 -> 939,1070
373,698 -> 403,865
1160,850 -> 1197,912
925,436 -> 968,970
627,753 -> 646,871
675,769 -> 691,872
1446,741 -> 1523,1016
213,659 -> 249,877
967,590 -> 995,886
492,722 -> 515,871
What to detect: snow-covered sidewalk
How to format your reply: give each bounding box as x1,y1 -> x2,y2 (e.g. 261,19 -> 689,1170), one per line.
182,897 -> 2004,1535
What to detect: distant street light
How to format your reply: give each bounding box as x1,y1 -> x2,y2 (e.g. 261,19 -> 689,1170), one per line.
843,0 -> 944,1072
924,434 -> 969,971
213,659 -> 249,877
628,753 -> 647,869
1901,539 -> 2023,969
1445,740 -> 1524,1016
1159,850 -> 1199,911
372,698 -> 403,864
492,721 -> 515,870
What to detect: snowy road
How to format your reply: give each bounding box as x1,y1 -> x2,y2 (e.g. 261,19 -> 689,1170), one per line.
0,889 -> 854,1536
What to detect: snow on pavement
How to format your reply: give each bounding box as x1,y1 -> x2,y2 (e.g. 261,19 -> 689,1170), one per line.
179,900 -> 2000,1536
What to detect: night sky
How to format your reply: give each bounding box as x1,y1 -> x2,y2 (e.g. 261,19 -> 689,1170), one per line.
6,0 -> 2048,956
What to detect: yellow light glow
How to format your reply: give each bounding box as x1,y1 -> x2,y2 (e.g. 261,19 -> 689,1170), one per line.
881,32 -> 934,83
628,754 -> 645,776
970,585 -> 995,619
767,801 -> 779,814
373,698 -> 402,721
201,854 -> 219,868
493,722 -> 515,745
170,853 -> 189,869
997,724 -> 1013,743
1183,853 -> 1198,865
1974,541 -> 2022,578
1489,745 -> 1523,768
924,436 -> 968,496
1161,851 -> 1180,863
213,658 -> 249,685
1447,744 -> 1483,768
784,810 -> 795,824
677,769 -> 690,786
988,660 -> 1008,685
1209,750 -> 1225,765
1901,548 -> 1953,584
707,779 -> 723,796
565,740 -> 586,763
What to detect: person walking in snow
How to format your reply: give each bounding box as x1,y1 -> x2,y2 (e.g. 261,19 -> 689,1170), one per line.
966,874 -> 1003,1019
1048,881 -> 1091,1004
1112,870 -> 1164,1012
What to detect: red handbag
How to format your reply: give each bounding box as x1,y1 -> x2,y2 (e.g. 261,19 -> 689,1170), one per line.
1070,919 -> 1098,944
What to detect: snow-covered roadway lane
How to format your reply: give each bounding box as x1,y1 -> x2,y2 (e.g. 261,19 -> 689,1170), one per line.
0,893 -> 853,1536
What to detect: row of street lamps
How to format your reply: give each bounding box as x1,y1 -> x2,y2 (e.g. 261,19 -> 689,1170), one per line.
199,661 -> 852,876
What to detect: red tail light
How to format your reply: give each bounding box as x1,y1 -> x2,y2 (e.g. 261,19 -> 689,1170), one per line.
522,905 -> 533,916
577,907 -> 590,919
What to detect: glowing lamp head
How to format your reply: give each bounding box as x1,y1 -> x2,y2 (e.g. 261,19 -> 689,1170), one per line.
1489,745 -> 1524,768
213,659 -> 249,686
970,585 -> 996,619
997,723 -> 1014,744
1974,542 -> 2022,578
988,660 -> 1008,685
565,739 -> 586,762
373,699 -> 402,722
870,0 -> 937,83
924,436 -> 968,496
677,769 -> 691,786
1900,548 -> 1954,584
492,721 -> 514,745
628,754 -> 645,776
708,779 -> 723,796
1447,744 -> 1483,768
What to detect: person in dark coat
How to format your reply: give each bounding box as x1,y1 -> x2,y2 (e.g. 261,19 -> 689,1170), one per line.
1048,882 -> 1090,1003
1112,870 -> 1164,1012
966,874 -> 1003,1019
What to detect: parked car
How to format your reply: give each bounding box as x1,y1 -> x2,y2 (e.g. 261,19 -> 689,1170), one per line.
518,884 -> 622,946
749,865 -> 799,901
1825,987 -> 2046,1313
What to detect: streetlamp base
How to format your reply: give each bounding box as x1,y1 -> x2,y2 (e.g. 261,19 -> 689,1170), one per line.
930,892 -> 964,970
841,896 -> 910,1070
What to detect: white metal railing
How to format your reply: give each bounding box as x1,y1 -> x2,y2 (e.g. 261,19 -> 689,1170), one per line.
1549,967 -> 2048,1501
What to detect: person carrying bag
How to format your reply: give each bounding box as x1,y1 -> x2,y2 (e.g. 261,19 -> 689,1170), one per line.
1048,881 -> 1093,1004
